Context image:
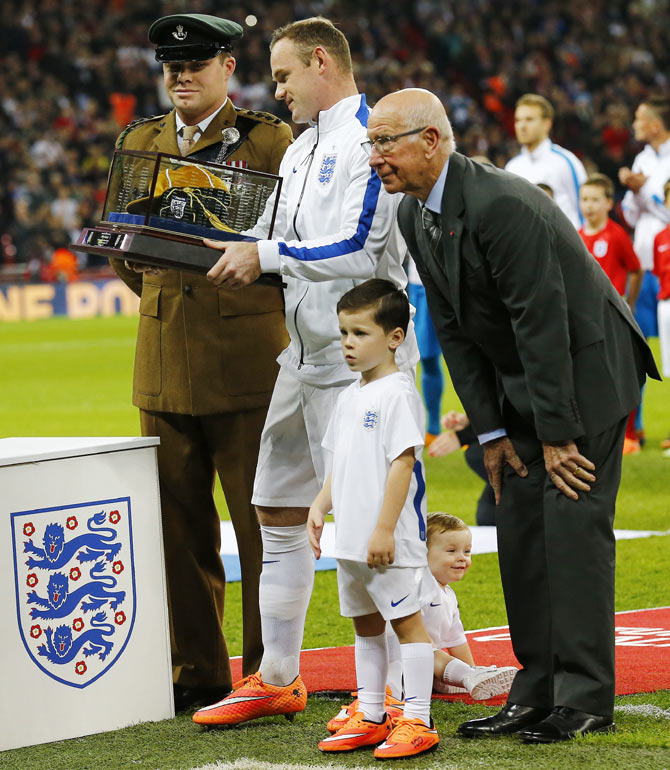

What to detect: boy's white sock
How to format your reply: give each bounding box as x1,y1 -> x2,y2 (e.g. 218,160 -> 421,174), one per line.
443,657 -> 473,686
400,642 -> 433,726
355,633 -> 388,722
258,524 -> 315,686
385,626 -> 403,700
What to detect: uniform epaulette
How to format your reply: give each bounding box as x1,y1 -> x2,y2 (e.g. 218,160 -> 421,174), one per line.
234,106 -> 283,126
116,114 -> 168,149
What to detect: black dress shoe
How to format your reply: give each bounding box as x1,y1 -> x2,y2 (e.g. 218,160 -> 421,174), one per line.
173,683 -> 232,713
458,703 -> 552,737
519,706 -> 615,743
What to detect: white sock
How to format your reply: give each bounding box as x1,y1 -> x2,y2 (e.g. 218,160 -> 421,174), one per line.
400,642 -> 433,726
355,633 -> 388,722
385,625 -> 403,700
443,658 -> 474,686
258,524 -> 315,686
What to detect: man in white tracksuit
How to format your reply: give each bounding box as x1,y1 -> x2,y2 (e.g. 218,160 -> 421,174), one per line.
618,96 -> 670,441
505,93 -> 587,230
193,17 -> 418,727
619,97 -> 670,271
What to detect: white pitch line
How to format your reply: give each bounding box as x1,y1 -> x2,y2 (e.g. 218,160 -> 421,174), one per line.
220,521 -> 670,558
191,760 -> 455,770
615,704 -> 670,719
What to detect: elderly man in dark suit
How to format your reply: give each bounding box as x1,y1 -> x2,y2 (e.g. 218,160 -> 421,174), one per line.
366,88 -> 660,743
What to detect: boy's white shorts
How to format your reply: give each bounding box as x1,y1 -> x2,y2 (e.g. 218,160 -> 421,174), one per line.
337,559 -> 438,622
252,366 -> 351,508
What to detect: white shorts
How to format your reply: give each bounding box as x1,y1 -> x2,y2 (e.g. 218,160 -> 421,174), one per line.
337,559 -> 437,622
252,366 -> 351,508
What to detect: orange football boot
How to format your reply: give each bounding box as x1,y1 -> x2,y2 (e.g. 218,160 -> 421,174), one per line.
192,672 -> 307,726
319,711 -> 392,752
622,437 -> 641,455
327,686 -> 404,733
373,717 -> 439,759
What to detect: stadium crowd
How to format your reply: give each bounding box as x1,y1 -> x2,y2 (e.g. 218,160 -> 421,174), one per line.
1,0 -> 669,276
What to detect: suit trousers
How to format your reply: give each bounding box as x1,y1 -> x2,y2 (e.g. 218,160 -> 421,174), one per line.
496,416 -> 627,717
141,407 -> 267,689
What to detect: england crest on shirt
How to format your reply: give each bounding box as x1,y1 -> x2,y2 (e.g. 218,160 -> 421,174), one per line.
593,239 -> 608,258
363,409 -> 379,431
11,498 -> 136,688
318,154 -> 337,186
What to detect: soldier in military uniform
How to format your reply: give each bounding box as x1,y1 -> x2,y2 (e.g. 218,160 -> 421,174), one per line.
109,14 -> 292,712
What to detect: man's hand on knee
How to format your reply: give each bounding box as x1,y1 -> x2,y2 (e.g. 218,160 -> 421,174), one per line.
542,440 -> 596,500
483,437 -> 528,505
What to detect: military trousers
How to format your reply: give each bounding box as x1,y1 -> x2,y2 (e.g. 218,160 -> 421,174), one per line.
141,407 -> 267,689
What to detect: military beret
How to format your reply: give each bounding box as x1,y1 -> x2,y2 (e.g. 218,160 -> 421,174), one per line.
149,14 -> 243,63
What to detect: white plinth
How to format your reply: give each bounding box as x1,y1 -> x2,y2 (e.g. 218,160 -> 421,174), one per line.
0,437 -> 173,752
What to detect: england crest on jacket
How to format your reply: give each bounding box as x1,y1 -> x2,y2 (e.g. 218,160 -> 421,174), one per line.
318,153 -> 337,185
11,498 -> 136,688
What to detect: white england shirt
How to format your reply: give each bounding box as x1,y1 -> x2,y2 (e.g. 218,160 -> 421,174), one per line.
421,580 -> 467,650
322,371 -> 427,566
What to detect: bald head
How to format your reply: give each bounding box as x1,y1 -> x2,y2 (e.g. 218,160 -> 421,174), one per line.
367,88 -> 454,201
374,89 -> 453,147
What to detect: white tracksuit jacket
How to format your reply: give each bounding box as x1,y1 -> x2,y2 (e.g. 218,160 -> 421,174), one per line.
505,137 -> 587,229
249,93 -> 418,386
621,138 -> 670,270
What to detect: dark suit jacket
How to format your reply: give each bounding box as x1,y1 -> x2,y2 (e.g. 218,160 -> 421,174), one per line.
398,152 -> 660,443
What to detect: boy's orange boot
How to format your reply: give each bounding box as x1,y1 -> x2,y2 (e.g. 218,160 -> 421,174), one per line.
318,711 -> 392,752
373,716 -> 439,759
327,686 -> 404,733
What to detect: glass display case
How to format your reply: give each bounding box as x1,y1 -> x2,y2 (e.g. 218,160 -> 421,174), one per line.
73,150 -> 282,275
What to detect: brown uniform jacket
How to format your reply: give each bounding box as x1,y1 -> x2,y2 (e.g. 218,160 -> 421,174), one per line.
110,101 -> 292,415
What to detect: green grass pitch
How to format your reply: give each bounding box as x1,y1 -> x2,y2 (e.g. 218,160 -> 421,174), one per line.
2,315 -> 669,769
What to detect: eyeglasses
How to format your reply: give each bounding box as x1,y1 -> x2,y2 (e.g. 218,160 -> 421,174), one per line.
361,126 -> 427,156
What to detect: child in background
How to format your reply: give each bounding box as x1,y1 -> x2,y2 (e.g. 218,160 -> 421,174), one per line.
308,279 -> 438,759
427,412 -> 496,526
579,173 -> 644,454
579,173 -> 643,307
423,512 -> 518,697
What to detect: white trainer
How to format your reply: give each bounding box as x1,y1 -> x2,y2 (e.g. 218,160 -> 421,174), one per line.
462,665 -> 518,700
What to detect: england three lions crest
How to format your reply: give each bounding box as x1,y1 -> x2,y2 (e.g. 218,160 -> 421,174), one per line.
11,498 -> 136,688
318,154 -> 337,186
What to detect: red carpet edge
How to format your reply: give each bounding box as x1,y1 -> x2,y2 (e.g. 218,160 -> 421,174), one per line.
230,607 -> 670,706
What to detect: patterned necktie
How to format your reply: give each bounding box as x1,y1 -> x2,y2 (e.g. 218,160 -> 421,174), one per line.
421,206 -> 442,257
180,125 -> 199,156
